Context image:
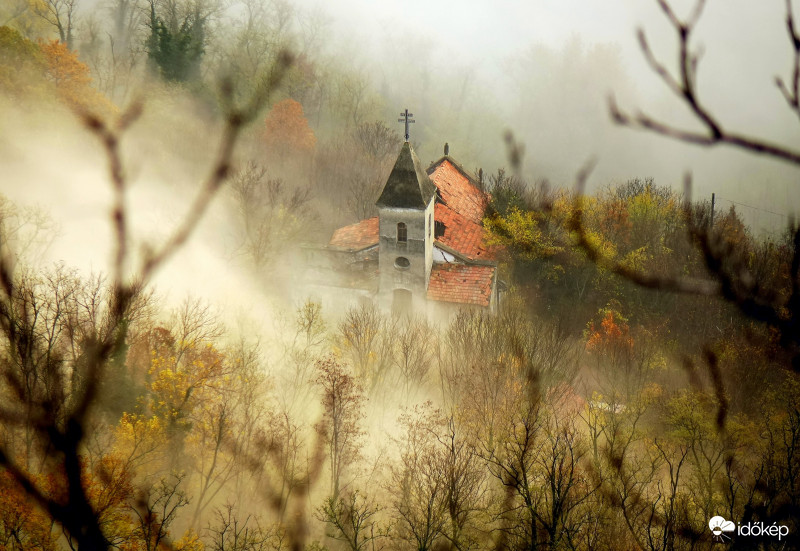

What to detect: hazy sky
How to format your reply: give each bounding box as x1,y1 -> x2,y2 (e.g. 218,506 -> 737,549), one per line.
294,0 -> 799,232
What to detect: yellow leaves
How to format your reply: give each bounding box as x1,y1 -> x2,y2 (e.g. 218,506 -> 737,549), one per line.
0,25 -> 48,98
544,263 -> 565,283
174,529 -> 205,551
147,341 -> 231,426
581,228 -> 617,262
620,246 -> 650,273
484,206 -> 563,260
636,383 -> 663,408
664,389 -> 720,442
113,412 -> 166,472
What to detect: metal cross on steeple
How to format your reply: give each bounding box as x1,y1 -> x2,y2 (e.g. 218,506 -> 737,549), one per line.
398,109 -> 415,142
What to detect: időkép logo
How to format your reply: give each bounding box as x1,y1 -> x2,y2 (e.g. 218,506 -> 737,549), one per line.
709,516 -> 790,544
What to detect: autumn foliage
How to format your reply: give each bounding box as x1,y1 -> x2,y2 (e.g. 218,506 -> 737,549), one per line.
0,469 -> 58,551
263,98 -> 316,158
0,25 -> 47,98
0,26 -> 115,115
39,39 -> 116,116
585,308 -> 633,354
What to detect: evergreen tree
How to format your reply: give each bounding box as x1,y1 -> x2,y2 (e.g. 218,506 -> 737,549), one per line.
145,1 -> 205,82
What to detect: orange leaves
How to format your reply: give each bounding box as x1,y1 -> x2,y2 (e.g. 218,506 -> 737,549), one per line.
173,529 -> 204,551
263,98 -> 316,158
0,469 -> 58,551
586,309 -> 633,354
39,39 -> 116,116
0,31 -> 115,114
39,39 -> 90,89
0,456 -> 134,551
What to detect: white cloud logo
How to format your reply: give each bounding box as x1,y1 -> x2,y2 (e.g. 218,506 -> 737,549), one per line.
709,516 -> 735,543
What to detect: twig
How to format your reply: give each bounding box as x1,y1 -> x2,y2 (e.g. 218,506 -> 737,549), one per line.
78,101 -> 142,295
141,53 -> 292,281
0,49 -> 294,550
610,0 -> 800,166
777,0 -> 800,121
569,170 -> 721,297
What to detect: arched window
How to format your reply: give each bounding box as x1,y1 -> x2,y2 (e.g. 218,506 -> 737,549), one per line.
397,222 -> 407,243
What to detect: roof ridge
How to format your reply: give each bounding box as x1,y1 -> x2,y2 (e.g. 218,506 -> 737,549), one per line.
427,155 -> 483,192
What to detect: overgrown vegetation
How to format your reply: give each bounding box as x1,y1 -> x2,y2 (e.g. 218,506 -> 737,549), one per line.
0,0 -> 798,549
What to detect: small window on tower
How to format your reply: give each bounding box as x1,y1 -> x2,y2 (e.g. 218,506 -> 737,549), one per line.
397,222 -> 407,243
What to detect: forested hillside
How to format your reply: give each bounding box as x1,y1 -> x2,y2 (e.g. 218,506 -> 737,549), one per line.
0,0 -> 798,549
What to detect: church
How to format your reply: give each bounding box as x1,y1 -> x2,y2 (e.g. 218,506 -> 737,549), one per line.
303,139 -> 502,317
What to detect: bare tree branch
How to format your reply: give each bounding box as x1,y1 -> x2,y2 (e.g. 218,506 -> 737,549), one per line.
610,0 -> 800,166
0,48 -> 295,551
777,0 -> 800,120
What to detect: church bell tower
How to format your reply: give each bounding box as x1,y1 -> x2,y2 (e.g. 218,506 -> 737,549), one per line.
375,141 -> 436,314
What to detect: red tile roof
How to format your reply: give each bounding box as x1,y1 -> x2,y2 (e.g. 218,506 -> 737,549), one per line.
427,263 -> 495,306
328,217 -> 379,251
428,159 -> 487,224
435,203 -> 497,261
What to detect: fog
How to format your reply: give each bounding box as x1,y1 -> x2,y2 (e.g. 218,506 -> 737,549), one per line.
1,0 -> 799,548
299,0 -> 800,230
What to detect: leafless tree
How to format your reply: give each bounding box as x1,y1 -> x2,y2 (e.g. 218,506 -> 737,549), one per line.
346,172 -> 383,222
616,437 -> 693,551
130,472 -> 189,551
229,161 -> 312,271
171,297 -> 224,362
294,299 -> 327,350
0,0 -> 32,27
317,489 -> 387,551
338,303 -> 393,393
206,503 -> 281,551
438,304 -> 578,434
188,401 -> 238,528
263,411 -> 304,521
388,404 -> 448,551
296,5 -> 330,59
391,316 -> 435,401
435,415 -> 485,551
388,407 -> 485,551
0,46 -> 293,550
315,356 -> 365,501
274,300 -> 327,420
0,195 -> 57,266
34,0 -> 77,48
213,0 -> 294,98
352,121 -> 402,163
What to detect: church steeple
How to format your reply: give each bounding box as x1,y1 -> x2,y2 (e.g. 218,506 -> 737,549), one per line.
376,142 -> 437,209
375,141 -> 436,314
